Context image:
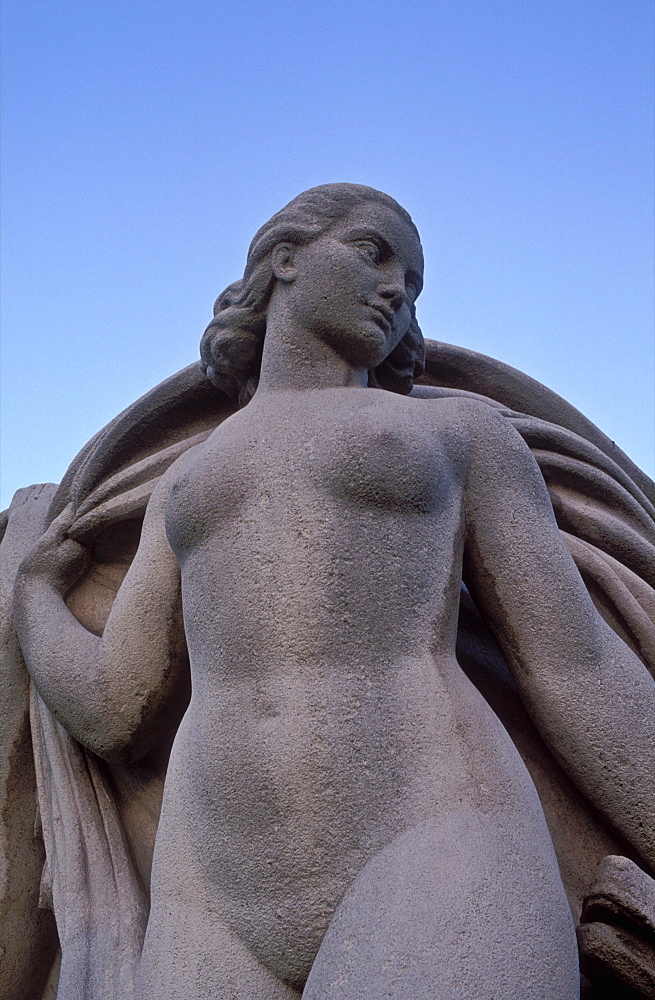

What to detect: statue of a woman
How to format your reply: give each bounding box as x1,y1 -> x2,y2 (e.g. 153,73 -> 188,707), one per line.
4,185 -> 655,999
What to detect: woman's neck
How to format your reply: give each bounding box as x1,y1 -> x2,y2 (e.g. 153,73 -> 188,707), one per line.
256,299 -> 368,393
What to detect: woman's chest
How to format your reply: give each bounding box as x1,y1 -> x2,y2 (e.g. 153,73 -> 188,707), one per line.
165,398 -> 463,556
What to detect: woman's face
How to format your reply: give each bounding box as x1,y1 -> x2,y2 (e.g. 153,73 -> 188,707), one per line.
281,202 -> 424,369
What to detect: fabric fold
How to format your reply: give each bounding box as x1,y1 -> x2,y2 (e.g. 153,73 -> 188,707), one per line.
30,684 -> 146,1000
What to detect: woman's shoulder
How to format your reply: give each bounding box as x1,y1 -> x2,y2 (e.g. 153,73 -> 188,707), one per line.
405,389 -> 536,483
408,386 -> 515,437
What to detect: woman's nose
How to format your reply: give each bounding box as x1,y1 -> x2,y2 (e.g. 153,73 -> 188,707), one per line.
378,275 -> 407,310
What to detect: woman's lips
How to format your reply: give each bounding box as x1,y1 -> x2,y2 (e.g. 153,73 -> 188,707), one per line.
368,304 -> 393,331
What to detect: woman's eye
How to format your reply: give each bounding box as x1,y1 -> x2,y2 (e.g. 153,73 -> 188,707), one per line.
356,240 -> 381,263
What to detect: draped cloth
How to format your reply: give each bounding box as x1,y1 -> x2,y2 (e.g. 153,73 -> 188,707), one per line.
30,686 -> 146,1000
4,340 -> 654,999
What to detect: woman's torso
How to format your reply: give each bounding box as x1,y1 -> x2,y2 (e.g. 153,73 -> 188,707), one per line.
157,388 -> 547,954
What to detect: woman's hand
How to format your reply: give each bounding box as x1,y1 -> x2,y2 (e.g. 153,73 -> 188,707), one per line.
13,455 -> 189,762
17,504 -> 90,594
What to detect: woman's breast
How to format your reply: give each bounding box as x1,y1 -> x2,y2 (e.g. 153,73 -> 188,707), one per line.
164,432 -> 253,560
165,406 -> 461,560
317,421 -> 453,516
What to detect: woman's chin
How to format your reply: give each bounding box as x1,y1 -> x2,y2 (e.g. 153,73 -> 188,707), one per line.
331,327 -> 392,369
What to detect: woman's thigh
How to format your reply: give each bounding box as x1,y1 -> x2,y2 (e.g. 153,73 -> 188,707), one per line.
302,811 -> 580,1000
138,900 -> 301,1000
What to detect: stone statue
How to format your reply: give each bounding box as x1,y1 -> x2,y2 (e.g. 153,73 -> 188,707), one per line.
1,184 -> 654,1000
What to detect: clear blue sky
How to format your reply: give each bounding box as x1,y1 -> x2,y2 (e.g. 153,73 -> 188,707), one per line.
2,0 -> 653,509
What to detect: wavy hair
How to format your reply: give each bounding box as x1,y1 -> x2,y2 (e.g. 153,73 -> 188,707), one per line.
200,183 -> 425,406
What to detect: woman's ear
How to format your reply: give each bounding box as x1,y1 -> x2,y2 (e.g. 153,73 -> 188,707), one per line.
271,242 -> 298,283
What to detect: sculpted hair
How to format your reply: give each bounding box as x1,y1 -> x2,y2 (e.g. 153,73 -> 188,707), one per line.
200,183 -> 426,406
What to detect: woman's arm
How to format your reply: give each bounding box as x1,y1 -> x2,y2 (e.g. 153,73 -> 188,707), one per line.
461,402 -> 655,870
13,457 -> 191,764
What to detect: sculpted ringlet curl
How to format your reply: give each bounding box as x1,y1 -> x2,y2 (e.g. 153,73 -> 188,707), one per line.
200,183 -> 426,407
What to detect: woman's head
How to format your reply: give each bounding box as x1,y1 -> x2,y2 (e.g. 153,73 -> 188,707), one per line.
200,183 -> 425,406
